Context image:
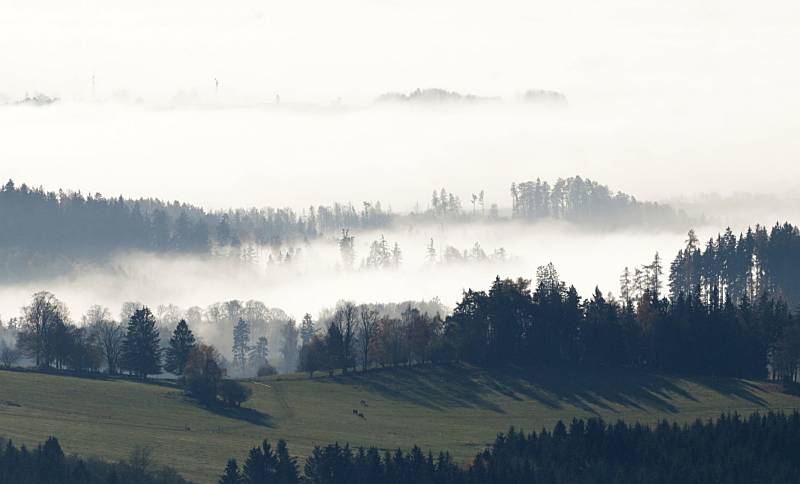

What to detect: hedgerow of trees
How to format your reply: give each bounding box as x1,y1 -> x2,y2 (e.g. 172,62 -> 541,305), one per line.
7,295 -> 251,407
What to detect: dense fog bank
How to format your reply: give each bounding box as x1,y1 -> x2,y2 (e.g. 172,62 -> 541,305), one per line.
0,221 -> 695,324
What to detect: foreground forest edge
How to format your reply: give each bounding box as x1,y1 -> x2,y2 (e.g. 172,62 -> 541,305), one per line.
3,411 -> 800,484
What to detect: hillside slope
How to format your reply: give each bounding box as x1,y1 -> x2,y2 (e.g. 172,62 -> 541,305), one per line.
2,365 -> 799,482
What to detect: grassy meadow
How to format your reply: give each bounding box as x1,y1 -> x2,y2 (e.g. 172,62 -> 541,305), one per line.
2,365 -> 800,482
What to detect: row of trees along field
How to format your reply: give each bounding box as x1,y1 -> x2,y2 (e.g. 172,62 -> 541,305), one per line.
6,293 -> 252,407
4,242 -> 800,382
0,176 -> 691,280
216,411 -> 800,484
299,255 -> 800,381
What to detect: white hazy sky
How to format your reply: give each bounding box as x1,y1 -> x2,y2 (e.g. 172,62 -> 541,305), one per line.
1,0 -> 799,321
1,0 -> 799,211
2,0 -> 799,104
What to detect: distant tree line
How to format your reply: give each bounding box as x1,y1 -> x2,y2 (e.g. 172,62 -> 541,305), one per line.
218,411 -> 800,484
0,177 -> 692,280
376,88 -> 492,104
0,436 -> 186,484
0,180 -> 392,280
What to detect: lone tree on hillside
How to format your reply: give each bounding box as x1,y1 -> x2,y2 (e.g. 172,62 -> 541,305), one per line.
183,343 -> 224,404
122,307 -> 162,379
165,319 -> 196,375
17,291 -> 69,368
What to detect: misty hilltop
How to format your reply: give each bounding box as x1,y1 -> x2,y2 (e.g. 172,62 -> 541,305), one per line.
0,176 -> 692,283
377,88 -> 496,104
2,92 -> 59,106
376,88 -> 567,106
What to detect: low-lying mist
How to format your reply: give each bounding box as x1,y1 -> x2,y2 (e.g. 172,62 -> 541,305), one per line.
0,221 -> 707,328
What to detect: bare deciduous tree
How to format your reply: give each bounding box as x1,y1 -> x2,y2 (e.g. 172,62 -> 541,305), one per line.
0,340 -> 21,368
92,319 -> 125,374
357,305 -> 379,371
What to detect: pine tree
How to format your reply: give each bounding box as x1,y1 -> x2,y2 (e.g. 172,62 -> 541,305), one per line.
338,229 -> 356,270
281,320 -> 300,373
232,318 -> 250,374
300,314 -> 316,346
649,252 -> 664,303
426,238 -> 437,264
122,307 -> 162,379
218,459 -> 241,484
164,319 -> 195,375
391,242 -> 403,267
274,440 -> 299,484
619,267 -> 632,305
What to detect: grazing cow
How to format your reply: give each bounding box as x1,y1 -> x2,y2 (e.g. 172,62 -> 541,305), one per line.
353,409 -> 358,415
358,412 -> 365,419
360,399 -> 368,407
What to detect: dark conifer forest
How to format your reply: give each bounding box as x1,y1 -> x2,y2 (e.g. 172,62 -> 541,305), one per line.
217,411 -> 800,484
0,436 -> 186,484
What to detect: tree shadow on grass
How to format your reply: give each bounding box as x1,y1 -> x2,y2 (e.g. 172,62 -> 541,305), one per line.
488,367 -> 692,415
331,365 -> 506,413
693,376 -> 768,406
327,364 -> 776,416
196,400 -> 274,428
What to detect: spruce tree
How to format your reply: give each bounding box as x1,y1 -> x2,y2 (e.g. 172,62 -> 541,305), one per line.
300,314 -> 315,346
218,459 -> 241,484
165,320 -> 196,375
122,307 -> 162,379
232,318 -> 251,374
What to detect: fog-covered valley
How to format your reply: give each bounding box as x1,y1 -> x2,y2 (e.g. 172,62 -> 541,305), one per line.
0,220 -> 694,319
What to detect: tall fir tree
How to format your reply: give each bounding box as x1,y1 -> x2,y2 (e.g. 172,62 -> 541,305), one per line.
164,319 -> 196,375
218,459 -> 241,484
232,318 -> 250,374
122,307 -> 162,379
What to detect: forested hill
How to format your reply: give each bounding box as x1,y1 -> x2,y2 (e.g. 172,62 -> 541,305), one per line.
0,177 -> 690,280
0,179 -> 393,280
510,176 -> 687,227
